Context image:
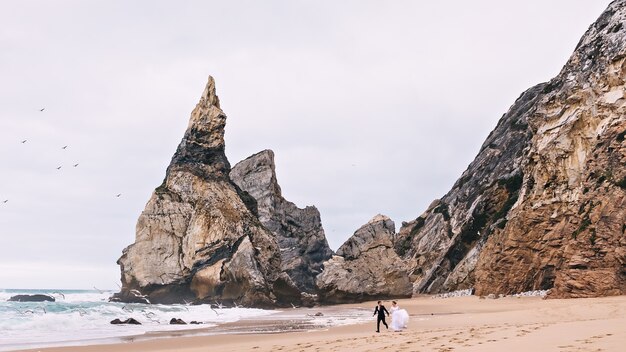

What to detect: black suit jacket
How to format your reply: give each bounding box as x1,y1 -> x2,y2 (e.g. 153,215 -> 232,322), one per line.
374,305 -> 389,317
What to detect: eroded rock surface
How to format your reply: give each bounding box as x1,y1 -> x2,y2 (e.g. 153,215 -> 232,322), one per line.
394,83 -> 542,294
114,77 -> 284,307
397,1 -> 626,298
474,1 -> 626,298
316,215 -> 412,303
230,150 -> 333,294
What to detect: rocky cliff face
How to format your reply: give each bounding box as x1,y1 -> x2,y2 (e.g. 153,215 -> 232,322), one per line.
230,150 -> 333,294
475,1 -> 626,298
114,77 -> 287,307
316,215 -> 412,303
394,83 -> 543,294
397,0 -> 626,298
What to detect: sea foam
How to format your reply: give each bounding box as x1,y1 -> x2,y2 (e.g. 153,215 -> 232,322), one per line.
0,289 -> 273,351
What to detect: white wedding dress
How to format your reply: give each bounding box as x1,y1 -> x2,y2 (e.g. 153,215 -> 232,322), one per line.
390,306 -> 409,331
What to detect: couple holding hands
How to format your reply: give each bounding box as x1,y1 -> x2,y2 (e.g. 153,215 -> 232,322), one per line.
373,300 -> 409,332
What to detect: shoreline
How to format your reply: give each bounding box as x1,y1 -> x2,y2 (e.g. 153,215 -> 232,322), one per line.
8,301 -> 374,352
14,295 -> 626,352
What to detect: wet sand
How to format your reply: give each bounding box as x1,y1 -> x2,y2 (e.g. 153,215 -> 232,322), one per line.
20,295 -> 626,352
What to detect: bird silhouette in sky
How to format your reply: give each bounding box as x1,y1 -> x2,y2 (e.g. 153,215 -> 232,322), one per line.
39,108 -> 45,112
56,166 -> 62,170
73,163 -> 79,167
2,200 -> 8,204
21,139 -> 27,144
116,194 -> 122,198
62,145 -> 68,150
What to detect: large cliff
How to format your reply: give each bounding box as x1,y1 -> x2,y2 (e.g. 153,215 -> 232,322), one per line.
397,0 -> 626,298
114,77 -> 288,306
230,150 -> 333,295
474,1 -> 626,298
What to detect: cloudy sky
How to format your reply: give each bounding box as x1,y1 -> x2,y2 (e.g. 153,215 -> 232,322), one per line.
0,0 -> 613,289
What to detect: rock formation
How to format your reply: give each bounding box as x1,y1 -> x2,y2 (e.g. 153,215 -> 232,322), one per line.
8,294 -> 55,302
474,1 -> 626,298
397,0 -> 626,298
316,215 -> 412,303
114,77 -> 291,307
394,83 -> 541,294
110,318 -> 141,325
230,150 -> 333,294
113,1 -> 626,306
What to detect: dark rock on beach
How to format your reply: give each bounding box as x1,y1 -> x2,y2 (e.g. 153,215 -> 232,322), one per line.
169,318 -> 187,325
8,294 -> 55,302
110,318 -> 142,325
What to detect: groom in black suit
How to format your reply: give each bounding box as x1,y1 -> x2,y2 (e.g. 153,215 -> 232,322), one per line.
373,300 -> 389,332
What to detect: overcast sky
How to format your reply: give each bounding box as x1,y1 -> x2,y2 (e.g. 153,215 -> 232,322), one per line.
0,0 -> 613,289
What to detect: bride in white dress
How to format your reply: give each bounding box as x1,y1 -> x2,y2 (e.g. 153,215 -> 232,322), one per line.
389,301 -> 409,331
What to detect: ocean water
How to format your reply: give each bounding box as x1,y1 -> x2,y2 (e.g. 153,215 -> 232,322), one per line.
0,289 -> 275,351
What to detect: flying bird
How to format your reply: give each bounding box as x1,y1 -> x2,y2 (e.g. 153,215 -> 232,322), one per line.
116,193 -> 122,198
2,200 -> 7,204
56,166 -> 62,170
39,108 -> 45,112
62,145 -> 68,150
51,291 -> 65,300
73,163 -> 79,167
14,308 -> 35,315
21,140 -> 27,144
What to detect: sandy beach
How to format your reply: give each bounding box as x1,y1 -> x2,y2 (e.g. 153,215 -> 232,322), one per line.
20,295 -> 626,352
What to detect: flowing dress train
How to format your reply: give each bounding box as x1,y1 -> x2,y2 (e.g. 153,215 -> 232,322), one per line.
390,306 -> 409,331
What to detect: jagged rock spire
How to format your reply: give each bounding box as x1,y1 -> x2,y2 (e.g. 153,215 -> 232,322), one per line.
114,77 -> 283,307
231,149 -> 333,294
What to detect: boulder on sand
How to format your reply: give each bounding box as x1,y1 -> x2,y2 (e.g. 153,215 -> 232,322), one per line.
110,318 -> 142,325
